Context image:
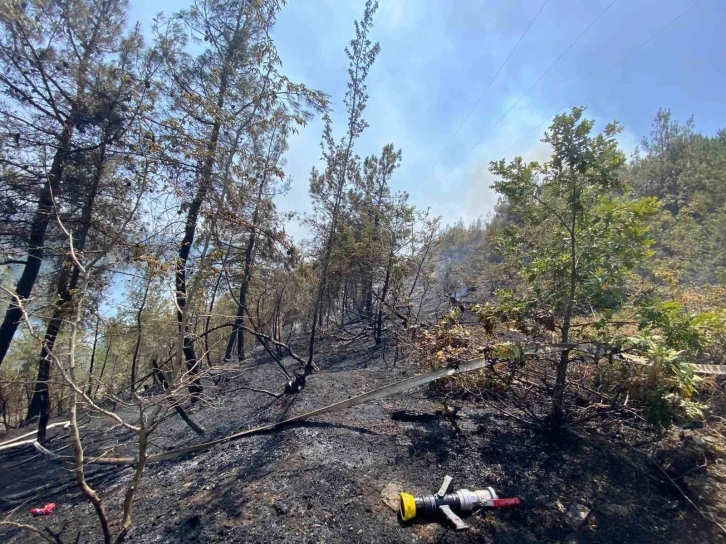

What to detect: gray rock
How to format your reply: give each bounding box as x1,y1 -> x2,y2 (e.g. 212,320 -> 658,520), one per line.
566,503 -> 590,529
381,482 -> 403,511
274,501 -> 290,515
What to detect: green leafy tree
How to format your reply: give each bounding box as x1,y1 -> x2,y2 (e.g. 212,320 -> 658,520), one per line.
490,107 -> 659,427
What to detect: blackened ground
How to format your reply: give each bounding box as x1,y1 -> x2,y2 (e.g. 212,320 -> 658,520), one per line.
0,334 -> 721,543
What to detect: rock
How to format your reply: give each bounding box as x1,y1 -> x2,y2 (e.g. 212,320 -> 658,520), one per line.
566,503 -> 590,529
381,482 -> 402,511
273,501 -> 290,515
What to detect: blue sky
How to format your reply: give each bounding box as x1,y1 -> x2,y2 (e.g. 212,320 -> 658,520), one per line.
129,0 -> 725,238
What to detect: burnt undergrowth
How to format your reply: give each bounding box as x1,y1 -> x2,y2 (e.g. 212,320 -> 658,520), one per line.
1,331 -> 723,543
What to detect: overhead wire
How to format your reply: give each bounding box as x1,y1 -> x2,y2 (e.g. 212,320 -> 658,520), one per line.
494,0 -> 706,161
431,0 -> 550,169
442,0 -> 618,180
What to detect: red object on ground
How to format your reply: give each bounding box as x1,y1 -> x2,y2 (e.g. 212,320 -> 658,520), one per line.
492,497 -> 522,508
30,503 -> 57,517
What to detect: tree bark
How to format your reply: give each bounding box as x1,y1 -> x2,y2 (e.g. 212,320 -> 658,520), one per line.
0,117 -> 74,369
173,7 -> 271,399
0,0 -> 108,369
175,110 -> 224,400
224,131 -> 275,363
94,339 -> 112,399
308,173 -> 347,368
365,169 -> 390,325
551,182 -> 578,427
130,275 -> 151,390
86,317 -> 100,397
203,247 -> 229,367
174,26 -> 240,397
375,233 -> 395,344
27,141 -> 106,439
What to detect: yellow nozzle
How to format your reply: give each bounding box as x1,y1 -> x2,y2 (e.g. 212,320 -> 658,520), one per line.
399,492 -> 417,521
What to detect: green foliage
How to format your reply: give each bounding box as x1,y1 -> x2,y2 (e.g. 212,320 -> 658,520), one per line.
626,333 -> 706,430
450,108 -> 726,430
630,110 -> 726,284
608,299 -> 725,429
638,301 -> 705,353
492,342 -> 524,361
490,107 -> 658,322
472,289 -> 534,333
440,307 -> 462,330
471,303 -> 497,334
488,107 -> 663,425
638,299 -> 726,359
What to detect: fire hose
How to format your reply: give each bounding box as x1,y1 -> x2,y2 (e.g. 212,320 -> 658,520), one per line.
22,355 -> 495,465
9,341 -> 717,466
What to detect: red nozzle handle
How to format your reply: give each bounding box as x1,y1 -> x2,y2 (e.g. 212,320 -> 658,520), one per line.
492,497 -> 521,508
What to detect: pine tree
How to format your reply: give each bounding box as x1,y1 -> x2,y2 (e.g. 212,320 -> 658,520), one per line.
306,0 -> 380,368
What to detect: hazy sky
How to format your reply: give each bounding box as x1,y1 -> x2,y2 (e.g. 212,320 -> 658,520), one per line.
129,0 -> 725,239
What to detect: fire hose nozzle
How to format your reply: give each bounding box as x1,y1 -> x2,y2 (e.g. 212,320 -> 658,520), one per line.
399,475 -> 521,531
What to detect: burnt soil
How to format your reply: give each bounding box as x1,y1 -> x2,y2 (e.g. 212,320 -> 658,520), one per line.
1,334 -> 723,543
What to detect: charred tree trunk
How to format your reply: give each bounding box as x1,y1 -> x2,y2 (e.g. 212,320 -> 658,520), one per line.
224,230 -> 256,362
0,0 -> 109,369
176,116 -> 224,401
175,27 -> 242,397
173,6 -> 271,399
224,133 -> 274,363
364,174 -> 388,326
27,141 -> 106,440
308,128 -> 356,370
151,359 -> 169,389
86,317 -> 100,397
204,244 -> 230,367
151,358 -> 204,435
0,118 -> 74,369
364,277 -> 374,321
340,281 -> 348,326
130,275 -> 151,390
94,339 -> 112,399
375,233 -> 395,344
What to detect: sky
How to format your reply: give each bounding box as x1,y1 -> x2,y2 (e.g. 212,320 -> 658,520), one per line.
128,0 -> 726,239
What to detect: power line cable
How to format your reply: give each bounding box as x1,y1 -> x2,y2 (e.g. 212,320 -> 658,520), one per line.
442,0 -> 618,180
431,0 -> 549,169
494,0 -> 706,161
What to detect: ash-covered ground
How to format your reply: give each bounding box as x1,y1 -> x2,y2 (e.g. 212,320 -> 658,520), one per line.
1,334 -> 720,543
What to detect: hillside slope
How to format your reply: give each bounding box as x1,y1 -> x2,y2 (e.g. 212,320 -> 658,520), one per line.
0,336 -> 719,543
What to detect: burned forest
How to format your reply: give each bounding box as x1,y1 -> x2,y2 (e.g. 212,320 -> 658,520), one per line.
1,0 -> 725,542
